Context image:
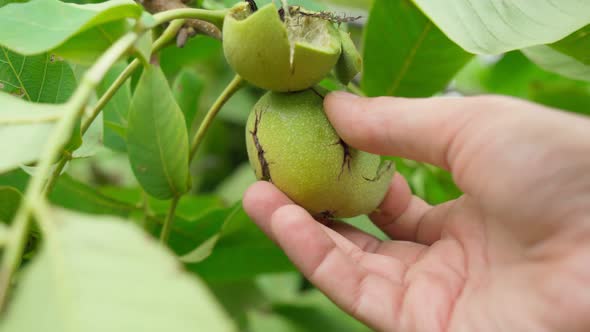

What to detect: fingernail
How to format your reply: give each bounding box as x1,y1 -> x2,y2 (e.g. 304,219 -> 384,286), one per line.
328,91 -> 360,101
325,91 -> 361,112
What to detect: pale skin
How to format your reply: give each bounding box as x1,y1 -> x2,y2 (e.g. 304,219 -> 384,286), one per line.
243,92 -> 590,332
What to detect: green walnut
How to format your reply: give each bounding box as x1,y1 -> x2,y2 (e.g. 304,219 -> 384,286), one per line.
246,89 -> 395,219
223,2 -> 342,92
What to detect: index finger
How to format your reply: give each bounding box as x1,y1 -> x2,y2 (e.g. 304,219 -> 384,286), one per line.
323,92 -> 489,170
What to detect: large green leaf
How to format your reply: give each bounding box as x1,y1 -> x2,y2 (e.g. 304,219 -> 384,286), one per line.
362,0 -> 472,97
0,0 -> 141,55
0,92 -> 66,173
0,186 -> 21,223
412,0 -> 590,54
522,45 -> 590,82
0,209 -> 235,332
1,48 -> 76,103
127,66 -> 190,200
97,62 -> 131,152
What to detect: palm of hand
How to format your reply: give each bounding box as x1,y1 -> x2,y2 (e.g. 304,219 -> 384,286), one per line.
244,95 -> 590,332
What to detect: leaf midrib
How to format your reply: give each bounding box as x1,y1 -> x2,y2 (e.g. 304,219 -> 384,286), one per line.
387,22 -> 432,96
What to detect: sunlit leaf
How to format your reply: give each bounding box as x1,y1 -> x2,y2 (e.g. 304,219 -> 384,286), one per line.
0,0 -> 141,55
412,0 -> 590,54
522,45 -> 590,82
0,92 -> 66,173
0,209 -> 235,332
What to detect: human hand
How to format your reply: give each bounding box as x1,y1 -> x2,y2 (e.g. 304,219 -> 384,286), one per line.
243,92 -> 590,332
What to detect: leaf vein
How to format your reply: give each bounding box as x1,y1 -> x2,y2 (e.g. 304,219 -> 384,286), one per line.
387,22 -> 432,96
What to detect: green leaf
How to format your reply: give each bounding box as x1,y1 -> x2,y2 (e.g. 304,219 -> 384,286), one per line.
146,206 -> 229,256
127,65 -> 190,200
149,194 -> 224,221
97,62 -> 131,152
0,168 -> 141,216
52,20 -> 131,65
173,68 -> 204,130
0,186 -> 21,223
186,205 -> 294,281
51,174 -> 138,216
412,0 -> 590,54
179,204 -> 243,263
530,81 -> 590,116
0,209 -> 235,332
550,25 -> 590,65
1,48 -> 76,103
362,0 -> 472,97
0,93 -> 65,173
522,45 -> 590,82
0,0 -> 142,55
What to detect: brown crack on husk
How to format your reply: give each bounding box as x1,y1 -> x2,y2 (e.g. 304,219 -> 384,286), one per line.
363,160 -> 393,182
250,107 -> 272,182
245,0 -> 258,12
332,138 -> 352,180
139,0 -> 221,46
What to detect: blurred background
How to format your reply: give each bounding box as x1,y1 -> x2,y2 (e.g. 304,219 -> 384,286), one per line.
2,0 -> 588,330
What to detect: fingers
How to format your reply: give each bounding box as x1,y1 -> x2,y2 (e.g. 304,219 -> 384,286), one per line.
268,206 -> 402,331
243,182 -> 402,330
242,181 -> 292,240
324,92 -> 485,170
370,176 -> 454,245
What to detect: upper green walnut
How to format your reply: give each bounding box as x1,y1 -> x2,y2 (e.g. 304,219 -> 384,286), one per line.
246,89 -> 395,219
223,2 -> 342,92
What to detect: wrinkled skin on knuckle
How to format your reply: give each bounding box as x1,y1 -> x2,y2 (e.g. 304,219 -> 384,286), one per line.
246,90 -> 395,219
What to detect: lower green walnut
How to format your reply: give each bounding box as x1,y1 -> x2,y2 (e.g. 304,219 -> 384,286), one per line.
246,90 -> 395,219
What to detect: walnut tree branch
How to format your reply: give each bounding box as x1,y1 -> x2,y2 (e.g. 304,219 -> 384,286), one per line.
139,0 -> 221,46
